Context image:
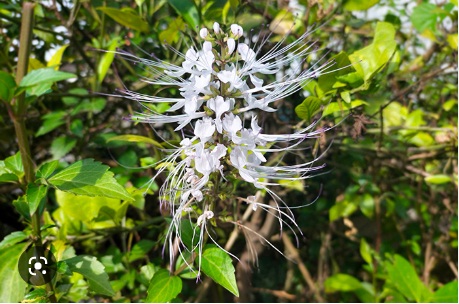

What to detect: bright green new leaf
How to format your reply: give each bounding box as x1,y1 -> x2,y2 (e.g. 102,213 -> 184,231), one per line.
0,243 -> 28,302
36,160 -> 59,179
97,7 -> 149,32
318,52 -> 355,92
411,3 -> 439,33
385,254 -> 433,302
128,240 -> 155,263
425,175 -> 452,185
360,238 -> 372,265
97,38 -> 122,84
108,134 -> 163,149
343,0 -> 380,11
329,198 -> 358,221
4,152 -> 24,178
47,44 -> 68,70
23,289 -> 48,302
48,159 -> 133,201
146,269 -> 182,302
36,111 -> 67,136
324,273 -> 362,292
159,17 -> 185,44
26,183 -> 48,215
431,280 -> 458,303
65,255 -> 115,297
323,100 -> 367,117
167,0 -> 200,29
201,246 -> 239,297
295,96 -> 322,121
0,71 -> 16,102
0,231 -> 27,250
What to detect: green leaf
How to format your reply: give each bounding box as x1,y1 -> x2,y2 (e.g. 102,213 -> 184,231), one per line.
343,0 -> 380,11
71,98 -> 107,115
146,269 -> 182,302
0,243 -> 28,302
0,231 -> 27,250
425,175 -> 452,185
329,198 -> 358,221
23,288 -> 48,302
97,38 -> 122,84
50,136 -> 77,160
360,238 -> 372,265
48,159 -> 133,201
19,67 -> 76,96
167,0 -> 200,29
295,96 -> 322,121
36,160 -> 59,179
128,240 -> 155,263
97,7 -> 149,32
0,71 -> 16,102
385,254 -> 433,302
5,152 -> 24,178
201,246 -> 239,297
432,280 -> 458,303
108,134 -> 164,149
179,219 -> 201,249
47,44 -> 68,69
411,3 -> 438,33
13,196 -> 30,220
324,273 -> 362,292
26,183 -> 48,215
318,52 -> 355,92
323,100 -> 367,117
36,111 -> 67,136
65,255 -> 115,297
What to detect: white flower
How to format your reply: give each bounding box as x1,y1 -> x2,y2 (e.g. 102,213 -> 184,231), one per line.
200,28 -> 208,39
230,24 -> 243,38
197,210 -> 214,226
213,22 -> 220,34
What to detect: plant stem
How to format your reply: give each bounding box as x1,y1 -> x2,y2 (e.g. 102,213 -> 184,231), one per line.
11,3 -> 57,302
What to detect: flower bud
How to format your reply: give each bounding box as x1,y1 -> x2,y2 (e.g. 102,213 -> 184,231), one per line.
227,38 -> 235,55
213,22 -> 220,34
199,28 -> 208,39
230,24 -> 243,38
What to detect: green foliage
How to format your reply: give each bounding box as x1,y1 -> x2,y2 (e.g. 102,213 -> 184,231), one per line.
0,244 -> 28,302
201,246 -> 239,297
146,269 -> 182,302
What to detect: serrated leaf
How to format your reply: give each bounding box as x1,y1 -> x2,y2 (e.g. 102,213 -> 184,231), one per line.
65,255 -> 115,297
19,67 -> 76,90
0,243 -> 28,302
26,183 -> 48,215
146,269 -> 182,302
0,231 -> 27,250
108,135 -> 163,149
432,280 -> 458,303
385,254 -> 432,302
128,240 -> 155,263
97,7 -> 149,32
36,160 -> 59,179
48,159 -> 133,201
23,288 -> 48,302
201,246 -> 239,297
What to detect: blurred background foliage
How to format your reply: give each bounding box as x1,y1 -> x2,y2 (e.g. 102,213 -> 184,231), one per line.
0,0 -> 457,302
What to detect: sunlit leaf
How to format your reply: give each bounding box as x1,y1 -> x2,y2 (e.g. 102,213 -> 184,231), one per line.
97,7 -> 149,32
201,246 -> 239,297
146,269 -> 182,302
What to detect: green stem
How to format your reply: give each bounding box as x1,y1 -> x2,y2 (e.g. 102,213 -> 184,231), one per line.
11,3 -> 57,302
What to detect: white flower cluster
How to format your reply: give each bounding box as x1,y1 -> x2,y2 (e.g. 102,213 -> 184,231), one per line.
122,22 -> 332,273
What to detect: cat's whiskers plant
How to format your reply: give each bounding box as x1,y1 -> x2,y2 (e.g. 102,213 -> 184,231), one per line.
118,22 -> 334,278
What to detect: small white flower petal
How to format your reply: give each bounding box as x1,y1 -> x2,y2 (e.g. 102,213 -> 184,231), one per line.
213,22 -> 220,34
227,38 -> 235,55
200,28 -> 208,39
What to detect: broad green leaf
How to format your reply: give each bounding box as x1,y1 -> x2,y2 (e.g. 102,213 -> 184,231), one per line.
179,219 -> 201,249
318,52 -> 355,92
329,198 -> 358,221
128,240 -> 155,263
425,175 -> 452,185
108,134 -> 163,149
0,231 -> 27,250
323,100 -> 367,117
167,0 -> 200,29
36,160 -> 59,179
146,269 -> 182,302
23,288 -> 48,302
295,96 -> 322,121
97,38 -> 121,84
159,17 -> 185,44
48,159 -> 133,201
97,7 -> 149,32
447,34 -> 458,50
343,0 -> 379,11
19,67 -> 76,91
385,254 -> 433,302
13,196 -> 30,220
26,183 -> 48,215
0,71 -> 16,102
0,243 -> 28,302
4,152 -> 24,178
47,44 -> 68,70
324,273 -> 362,292
359,193 -> 374,218
50,136 -> 77,160
411,3 -> 438,33
201,246 -> 239,297
71,98 -> 107,114
65,255 -> 115,297
431,280 -> 458,303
